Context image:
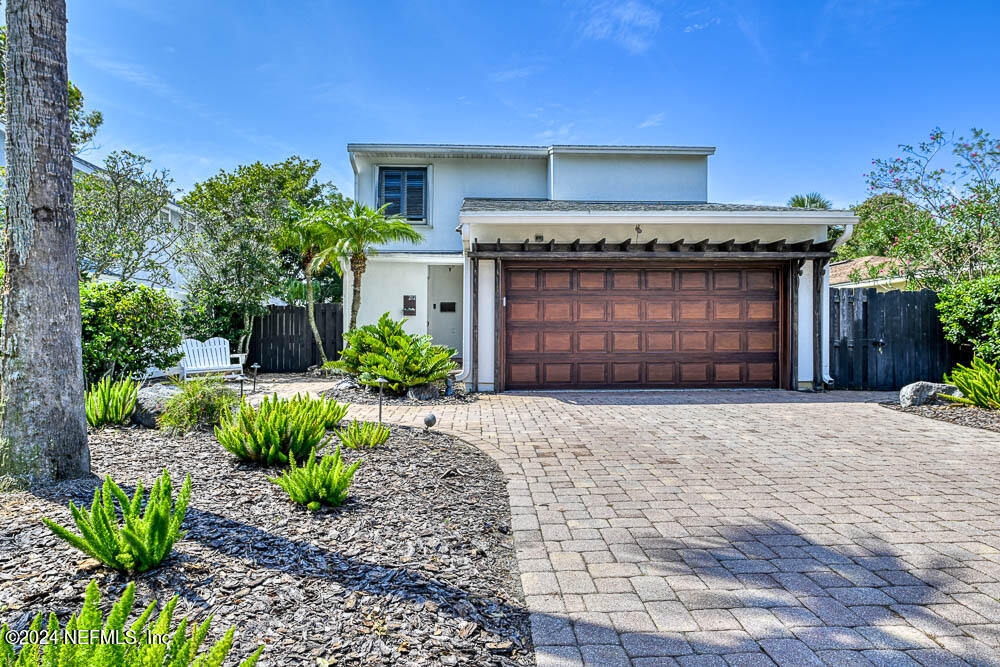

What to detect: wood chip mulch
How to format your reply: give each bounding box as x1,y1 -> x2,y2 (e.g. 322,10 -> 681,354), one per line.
0,424 -> 532,665
884,402 -> 1000,433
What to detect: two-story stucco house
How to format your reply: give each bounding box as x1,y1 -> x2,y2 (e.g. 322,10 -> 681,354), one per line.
346,143 -> 858,392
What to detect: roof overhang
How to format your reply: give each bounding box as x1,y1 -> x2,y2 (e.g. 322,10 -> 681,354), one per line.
346,143 -> 717,160
460,210 -> 859,226
468,237 -> 837,261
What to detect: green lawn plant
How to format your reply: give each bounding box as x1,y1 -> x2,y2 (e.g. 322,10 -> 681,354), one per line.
332,313 -> 456,394
288,392 -> 349,430
86,377 -> 138,428
42,470 -> 191,573
335,419 -> 390,450
0,579 -> 263,666
267,446 -> 361,510
157,376 -> 238,435
942,357 -> 1000,409
215,395 -> 328,465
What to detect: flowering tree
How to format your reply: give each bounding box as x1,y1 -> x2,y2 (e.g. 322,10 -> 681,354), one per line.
867,128 -> 1000,289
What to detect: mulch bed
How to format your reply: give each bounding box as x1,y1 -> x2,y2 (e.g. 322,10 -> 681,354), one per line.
323,383 -> 479,407
884,402 -> 1000,433
0,425 -> 531,665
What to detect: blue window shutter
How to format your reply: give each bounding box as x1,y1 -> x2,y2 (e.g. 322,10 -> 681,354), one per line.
404,170 -> 425,219
380,169 -> 402,216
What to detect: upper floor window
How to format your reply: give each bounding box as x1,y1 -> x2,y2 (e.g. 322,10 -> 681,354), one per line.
378,167 -> 426,221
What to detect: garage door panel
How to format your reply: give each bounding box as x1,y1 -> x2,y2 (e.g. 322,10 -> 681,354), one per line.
504,264 -> 782,389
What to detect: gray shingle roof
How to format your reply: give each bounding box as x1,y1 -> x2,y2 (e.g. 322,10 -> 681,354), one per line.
460,198 -> 851,213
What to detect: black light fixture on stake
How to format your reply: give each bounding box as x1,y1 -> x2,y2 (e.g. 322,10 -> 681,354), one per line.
250,363 -> 260,393
375,377 -> 388,425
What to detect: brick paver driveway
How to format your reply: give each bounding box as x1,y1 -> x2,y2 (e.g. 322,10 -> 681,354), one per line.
353,390 -> 1000,666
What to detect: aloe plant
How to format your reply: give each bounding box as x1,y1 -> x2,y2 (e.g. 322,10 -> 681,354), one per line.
0,579 -> 263,666
42,469 -> 191,573
86,377 -> 138,428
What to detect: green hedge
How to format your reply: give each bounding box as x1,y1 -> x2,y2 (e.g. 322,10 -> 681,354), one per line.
937,276 -> 1000,365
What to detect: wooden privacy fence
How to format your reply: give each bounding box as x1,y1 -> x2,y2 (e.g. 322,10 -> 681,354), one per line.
830,287 -> 966,391
248,303 -> 343,372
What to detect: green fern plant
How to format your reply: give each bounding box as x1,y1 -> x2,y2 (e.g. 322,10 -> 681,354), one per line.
0,579 -> 263,666
288,393 -> 349,430
215,395 -> 328,466
86,377 -> 139,428
42,470 -> 191,573
335,419 -> 390,450
942,357 -> 1000,409
333,312 -> 457,393
267,446 -> 361,510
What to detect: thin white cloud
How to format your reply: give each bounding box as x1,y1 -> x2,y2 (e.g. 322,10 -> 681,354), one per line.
638,112 -> 665,129
535,122 -> 578,143
684,16 -> 720,32
578,0 -> 662,54
491,65 -> 543,82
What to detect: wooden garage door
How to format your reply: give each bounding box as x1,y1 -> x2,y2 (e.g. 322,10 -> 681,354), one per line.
503,264 -> 784,389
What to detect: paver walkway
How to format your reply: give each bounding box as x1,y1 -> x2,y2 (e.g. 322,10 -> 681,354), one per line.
351,390 -> 1000,666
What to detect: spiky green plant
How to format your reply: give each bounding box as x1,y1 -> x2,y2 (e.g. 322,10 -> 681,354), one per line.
0,579 -> 263,666
335,419 -> 390,450
942,357 -> 1000,409
287,393 -> 349,430
86,377 -> 139,428
157,376 -> 238,435
215,395 -> 328,466
267,446 -> 361,510
42,470 -> 191,573
332,312 -> 457,393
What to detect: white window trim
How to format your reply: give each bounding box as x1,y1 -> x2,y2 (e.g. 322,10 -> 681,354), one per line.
371,163 -> 433,228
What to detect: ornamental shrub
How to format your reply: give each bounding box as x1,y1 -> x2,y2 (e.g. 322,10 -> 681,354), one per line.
942,357 -> 1000,409
287,393 -> 349,430
158,377 -> 238,435
42,469 -> 191,573
215,395 -> 328,466
80,281 -> 183,383
0,579 -> 263,666
85,377 -> 138,428
267,445 -> 361,510
333,312 -> 457,394
335,419 -> 390,450
937,276 -> 1000,364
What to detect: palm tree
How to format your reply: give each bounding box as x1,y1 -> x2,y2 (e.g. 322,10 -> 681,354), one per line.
279,206 -> 336,364
787,192 -> 833,209
310,201 -> 424,332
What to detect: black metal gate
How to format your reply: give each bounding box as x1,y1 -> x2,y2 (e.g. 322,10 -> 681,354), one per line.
830,288 -> 966,390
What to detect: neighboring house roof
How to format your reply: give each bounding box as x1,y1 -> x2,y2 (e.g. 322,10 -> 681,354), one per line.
829,256 -> 904,285
461,197 -> 852,215
347,143 -> 716,159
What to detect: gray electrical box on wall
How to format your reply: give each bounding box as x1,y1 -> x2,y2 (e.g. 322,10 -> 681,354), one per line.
402,295 -> 416,316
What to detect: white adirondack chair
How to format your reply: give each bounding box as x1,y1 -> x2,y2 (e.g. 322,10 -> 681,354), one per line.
177,337 -> 246,380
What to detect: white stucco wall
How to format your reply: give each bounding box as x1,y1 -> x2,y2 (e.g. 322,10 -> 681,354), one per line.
341,259 -> 429,337
353,155 -> 548,253
549,154 -> 708,202
797,261 -> 814,386
476,260 -> 496,391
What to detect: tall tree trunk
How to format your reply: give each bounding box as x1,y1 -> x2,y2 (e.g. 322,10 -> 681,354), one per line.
349,253 -> 366,331
305,266 -> 327,364
1,0 -> 89,488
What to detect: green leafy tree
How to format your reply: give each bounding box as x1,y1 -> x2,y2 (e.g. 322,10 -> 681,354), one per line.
310,202 -> 424,331
787,192 -> 832,209
937,275 -> 1000,364
180,158 -> 328,354
867,127 -> 1000,288
75,151 -> 180,285
837,193 -> 934,260
0,25 -> 103,151
80,281 -> 183,383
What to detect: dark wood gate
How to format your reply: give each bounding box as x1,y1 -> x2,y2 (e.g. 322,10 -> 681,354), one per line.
830,288 -> 965,390
248,303 -> 343,372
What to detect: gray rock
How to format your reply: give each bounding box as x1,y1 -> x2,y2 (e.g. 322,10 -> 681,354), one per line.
899,381 -> 962,407
406,383 -> 440,401
134,383 -> 183,428
333,377 -> 360,390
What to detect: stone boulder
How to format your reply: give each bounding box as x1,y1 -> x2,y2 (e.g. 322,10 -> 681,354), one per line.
899,381 -> 962,408
134,383 -> 182,428
406,383 -> 440,401
333,377 -> 360,391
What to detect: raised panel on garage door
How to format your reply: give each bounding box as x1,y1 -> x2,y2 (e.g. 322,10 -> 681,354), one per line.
504,264 -> 783,389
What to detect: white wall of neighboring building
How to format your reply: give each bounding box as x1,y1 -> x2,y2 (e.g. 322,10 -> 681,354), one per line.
549,154 -> 709,202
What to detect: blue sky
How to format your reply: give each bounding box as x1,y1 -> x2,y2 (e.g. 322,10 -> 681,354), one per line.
67,1 -> 999,208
